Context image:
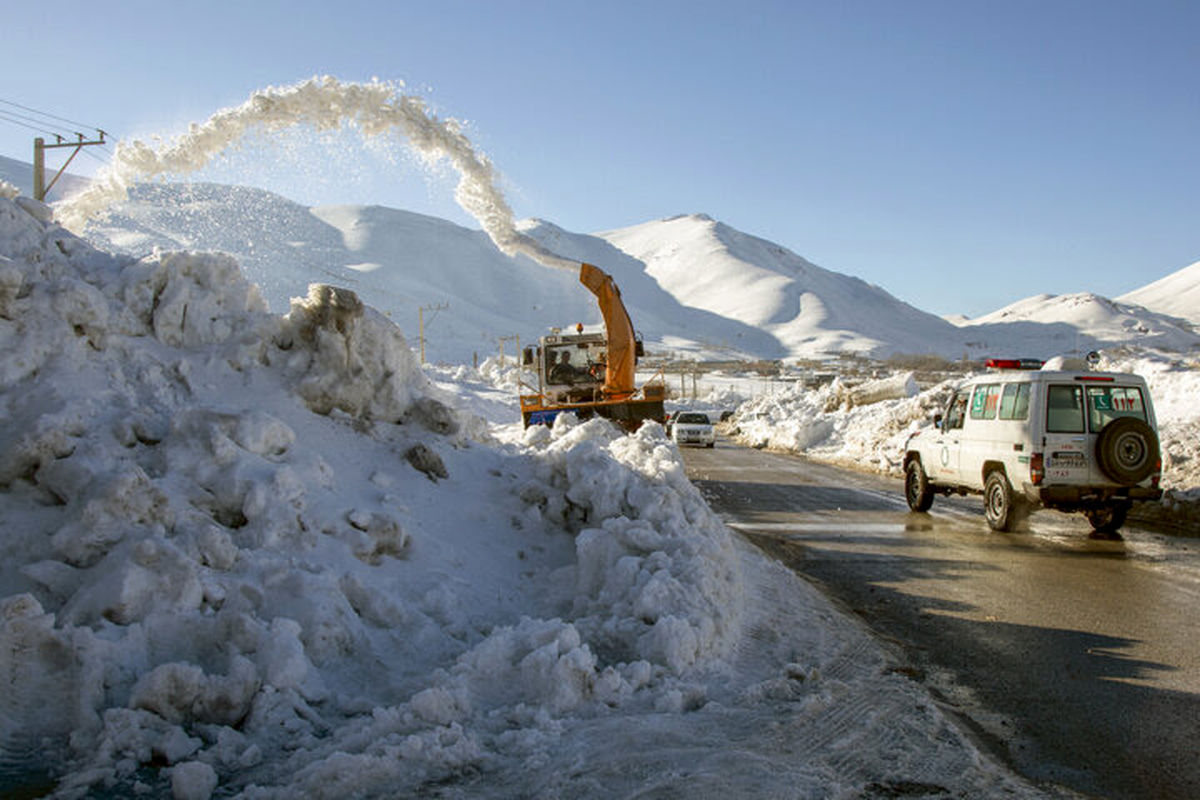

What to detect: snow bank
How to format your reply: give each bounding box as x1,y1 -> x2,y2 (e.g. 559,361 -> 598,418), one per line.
731,374 -> 947,474
0,192 -> 749,798
1097,352 -> 1200,524
520,416 -> 744,673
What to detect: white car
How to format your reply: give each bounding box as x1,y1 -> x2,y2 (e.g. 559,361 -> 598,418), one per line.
903,359 -> 1162,534
671,411 -> 715,448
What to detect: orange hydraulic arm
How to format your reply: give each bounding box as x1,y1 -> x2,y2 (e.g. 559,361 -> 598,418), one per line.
579,262 -> 636,399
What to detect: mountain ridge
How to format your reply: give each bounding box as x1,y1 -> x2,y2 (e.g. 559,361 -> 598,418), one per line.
1,156 -> 1195,362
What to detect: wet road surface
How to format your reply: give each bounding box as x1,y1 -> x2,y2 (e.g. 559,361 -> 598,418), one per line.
683,440 -> 1200,799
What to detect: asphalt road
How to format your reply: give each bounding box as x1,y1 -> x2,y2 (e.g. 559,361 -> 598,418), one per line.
682,439 -> 1200,800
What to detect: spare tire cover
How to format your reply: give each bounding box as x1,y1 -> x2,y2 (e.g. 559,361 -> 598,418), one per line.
1095,417 -> 1158,485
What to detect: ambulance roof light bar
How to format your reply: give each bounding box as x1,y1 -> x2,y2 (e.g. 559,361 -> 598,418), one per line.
984,358 -> 1046,370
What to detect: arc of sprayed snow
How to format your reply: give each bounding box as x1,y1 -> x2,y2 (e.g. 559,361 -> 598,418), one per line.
56,76 -> 578,272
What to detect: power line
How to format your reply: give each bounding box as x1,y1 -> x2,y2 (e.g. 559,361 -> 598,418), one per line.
80,147 -> 110,166
0,107 -> 75,138
0,97 -> 104,135
0,110 -> 62,138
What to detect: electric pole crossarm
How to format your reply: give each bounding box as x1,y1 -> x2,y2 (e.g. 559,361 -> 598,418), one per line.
33,130 -> 106,201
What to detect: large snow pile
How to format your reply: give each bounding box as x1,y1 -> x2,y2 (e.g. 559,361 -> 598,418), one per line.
0,188 -> 734,796
0,188 -> 1046,798
729,354 -> 1200,525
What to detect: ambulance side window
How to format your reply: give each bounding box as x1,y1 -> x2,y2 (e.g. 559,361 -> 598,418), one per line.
998,383 -> 1030,420
970,384 -> 1001,420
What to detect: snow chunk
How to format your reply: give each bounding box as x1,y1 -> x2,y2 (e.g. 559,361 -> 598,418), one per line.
118,250 -> 268,347
278,283 -> 456,431
528,419 -> 744,673
130,656 -> 259,726
434,617 -> 600,715
171,760 -> 218,800
61,538 -> 203,625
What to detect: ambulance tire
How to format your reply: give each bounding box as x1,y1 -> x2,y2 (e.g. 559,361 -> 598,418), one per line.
984,471 -> 1021,532
1095,418 -> 1157,486
1084,503 -> 1130,535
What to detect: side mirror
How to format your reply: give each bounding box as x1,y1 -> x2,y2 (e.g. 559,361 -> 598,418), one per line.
523,347 -> 534,366
933,413 -> 943,429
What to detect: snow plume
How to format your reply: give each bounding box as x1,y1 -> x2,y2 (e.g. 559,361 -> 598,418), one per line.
56,76 -> 579,272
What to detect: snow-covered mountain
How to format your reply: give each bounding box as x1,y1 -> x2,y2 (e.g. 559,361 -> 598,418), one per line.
83,182 -> 961,362
84,181 -> 1199,361
575,213 -> 961,358
80,182 -> 601,363
1118,260 -> 1200,326
3,155 -> 1195,362
956,291 -> 1200,355
72,183 -> 1200,361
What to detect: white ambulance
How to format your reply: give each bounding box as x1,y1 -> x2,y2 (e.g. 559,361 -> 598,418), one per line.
903,359 -> 1162,533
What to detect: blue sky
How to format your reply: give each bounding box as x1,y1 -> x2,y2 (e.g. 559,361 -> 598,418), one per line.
2,0 -> 1197,317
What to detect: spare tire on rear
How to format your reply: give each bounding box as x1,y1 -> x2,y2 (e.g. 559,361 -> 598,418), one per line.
1095,417 -> 1158,485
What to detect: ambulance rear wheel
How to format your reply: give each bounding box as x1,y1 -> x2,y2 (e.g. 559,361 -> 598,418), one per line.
1085,502 -> 1130,535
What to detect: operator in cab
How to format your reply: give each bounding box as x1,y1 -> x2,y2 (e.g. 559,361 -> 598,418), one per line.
549,350 -> 584,385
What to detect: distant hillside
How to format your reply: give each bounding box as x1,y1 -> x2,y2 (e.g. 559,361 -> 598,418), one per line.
35,175 -> 1200,363
593,214 -> 962,358
82,182 -> 599,364
1118,260 -> 1200,326
960,292 -> 1200,354
0,153 -> 90,200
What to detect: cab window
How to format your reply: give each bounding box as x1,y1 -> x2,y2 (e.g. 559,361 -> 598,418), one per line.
998,383 -> 1030,420
1087,385 -> 1147,430
944,390 -> 968,430
1046,385 -> 1085,433
970,384 -> 1001,420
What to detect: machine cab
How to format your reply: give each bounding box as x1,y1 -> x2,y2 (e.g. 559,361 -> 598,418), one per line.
524,330 -> 608,403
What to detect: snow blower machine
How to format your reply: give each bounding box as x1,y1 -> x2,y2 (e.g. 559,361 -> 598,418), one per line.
520,262 -> 666,431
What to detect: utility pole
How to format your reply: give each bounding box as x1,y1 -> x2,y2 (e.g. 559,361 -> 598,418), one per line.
34,131 -> 106,201
417,302 -> 449,364
497,334 -> 520,367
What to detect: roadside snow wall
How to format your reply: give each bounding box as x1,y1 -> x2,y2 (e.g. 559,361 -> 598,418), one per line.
0,192 -> 744,798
